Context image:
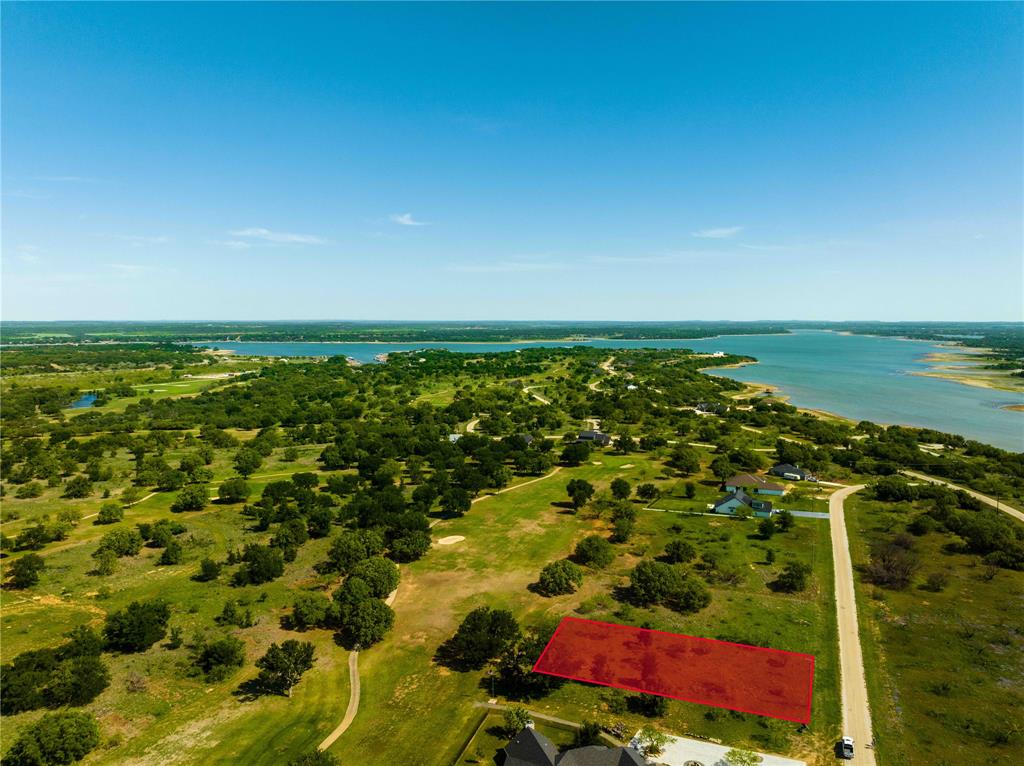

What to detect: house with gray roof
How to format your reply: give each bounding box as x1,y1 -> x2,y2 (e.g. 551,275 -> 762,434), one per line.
501,726 -> 646,766
712,488 -> 774,518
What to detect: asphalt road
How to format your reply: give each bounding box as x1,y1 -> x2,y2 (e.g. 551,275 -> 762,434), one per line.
901,469 -> 1024,524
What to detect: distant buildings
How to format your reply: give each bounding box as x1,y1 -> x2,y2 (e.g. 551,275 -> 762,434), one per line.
502,726 -> 646,766
577,430 -> 612,447
712,489 -> 774,518
723,473 -> 786,496
769,463 -> 815,482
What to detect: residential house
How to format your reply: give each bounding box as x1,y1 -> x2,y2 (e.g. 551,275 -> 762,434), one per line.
577,430 -> 612,447
502,726 -> 646,766
769,463 -> 815,482
723,473 -> 785,496
712,489 -> 774,518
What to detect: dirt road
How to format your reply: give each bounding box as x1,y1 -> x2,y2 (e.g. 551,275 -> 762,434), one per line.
901,470 -> 1023,524
829,484 -> 875,765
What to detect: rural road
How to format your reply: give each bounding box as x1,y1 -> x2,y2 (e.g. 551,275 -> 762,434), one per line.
828,484 -> 876,766
900,470 -> 1024,524
466,418 -> 480,433
523,385 -> 551,405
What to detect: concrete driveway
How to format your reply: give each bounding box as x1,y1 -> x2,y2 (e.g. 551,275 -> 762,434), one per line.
635,732 -> 806,766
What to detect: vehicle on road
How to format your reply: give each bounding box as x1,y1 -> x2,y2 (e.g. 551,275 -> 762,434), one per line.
839,736 -> 855,759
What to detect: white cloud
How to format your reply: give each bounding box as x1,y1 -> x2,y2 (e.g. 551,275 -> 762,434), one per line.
229,227 -> 327,244
692,226 -> 743,239
208,239 -> 253,250
390,213 -> 429,227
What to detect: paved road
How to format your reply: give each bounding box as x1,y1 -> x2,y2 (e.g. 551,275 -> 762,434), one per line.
523,385 -> 551,405
901,470 -> 1023,524
828,484 -> 876,766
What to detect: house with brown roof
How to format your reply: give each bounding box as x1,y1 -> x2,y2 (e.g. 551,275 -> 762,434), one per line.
723,473 -> 785,496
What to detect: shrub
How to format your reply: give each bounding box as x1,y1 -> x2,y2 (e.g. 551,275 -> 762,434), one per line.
664,540 -> 696,564
348,557 -> 400,599
171,484 -> 208,513
1,711 -> 100,766
95,501 -> 123,525
774,561 -> 812,593
574,535 -> 615,568
8,553 -> 45,588
195,558 -> 222,582
104,600 -> 171,652
193,636 -> 246,681
537,559 -> 584,596
217,477 -> 251,503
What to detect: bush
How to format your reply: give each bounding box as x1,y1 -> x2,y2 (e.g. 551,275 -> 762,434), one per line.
774,561 -> 812,593
924,572 -> 949,592
171,484 -> 208,513
159,539 -> 183,565
664,540 -> 696,564
342,598 -> 394,649
95,501 -> 123,525
195,558 -> 222,582
292,592 -> 332,630
217,477 -> 251,503
233,544 -> 285,586
62,475 -> 93,499
194,636 -> 246,681
2,711 -> 100,766
104,600 -> 171,652
574,535 -> 615,568
629,560 -> 683,605
503,705 -> 532,735
95,528 -> 144,558
537,559 -> 584,596
8,553 -> 45,588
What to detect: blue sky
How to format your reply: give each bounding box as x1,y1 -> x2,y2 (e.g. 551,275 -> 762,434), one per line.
3,2 -> 1021,321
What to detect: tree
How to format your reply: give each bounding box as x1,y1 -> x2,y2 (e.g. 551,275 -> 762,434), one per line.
282,447 -> 301,463
537,559 -> 584,596
611,516 -> 635,543
233,544 -> 285,586
43,655 -> 110,707
629,560 -> 683,605
288,751 -> 340,766
8,553 -> 45,588
664,540 -> 696,564
758,517 -> 777,539
636,483 -> 660,503
292,592 -> 331,630
104,599 -> 171,652
566,479 -> 595,511
724,748 -> 760,766
194,636 -> 246,681
342,598 -> 394,648
668,445 -> 701,475
389,530 -> 431,563
171,484 -> 208,513
233,447 -> 263,477
503,704 -> 532,735
684,481 -> 697,499
196,557 -> 222,582
93,549 -> 118,576
159,539 -> 183,565
775,509 -> 794,531
2,711 -> 100,766
217,477 -> 251,503
443,606 -> 520,670
349,557 -> 400,599
95,528 -> 143,558
574,535 -> 615,568
559,441 -> 591,466
610,478 -> 631,500
440,487 -> 472,516
630,692 -> 668,717
774,561 -> 812,593
326,528 -> 384,573
62,475 -> 93,499
573,720 -> 603,747
636,725 -> 669,757
95,501 -> 123,525
674,576 -> 712,612
710,456 -> 734,481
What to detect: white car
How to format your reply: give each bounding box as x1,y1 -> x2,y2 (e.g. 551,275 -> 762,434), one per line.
839,736 -> 855,759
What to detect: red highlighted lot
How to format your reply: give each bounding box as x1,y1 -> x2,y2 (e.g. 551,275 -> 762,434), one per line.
532,617 -> 814,723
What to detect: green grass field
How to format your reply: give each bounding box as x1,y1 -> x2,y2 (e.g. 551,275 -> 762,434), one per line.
844,495 -> 1024,766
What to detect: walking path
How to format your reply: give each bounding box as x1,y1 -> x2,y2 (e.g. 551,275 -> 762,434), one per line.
523,385 -> 551,405
319,465 -> 564,752
900,469 -> 1023,523
828,484 -> 876,766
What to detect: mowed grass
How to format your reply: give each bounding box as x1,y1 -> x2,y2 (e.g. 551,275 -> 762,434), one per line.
328,453 -> 841,765
845,495 -> 1024,766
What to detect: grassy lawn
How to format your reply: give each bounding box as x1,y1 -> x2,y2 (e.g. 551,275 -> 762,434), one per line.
327,453 -> 841,765
844,495 -> 1024,766
455,714 -> 578,765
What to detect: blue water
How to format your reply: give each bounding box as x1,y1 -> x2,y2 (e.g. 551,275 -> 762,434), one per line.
69,393 -> 98,409
199,332 -> 1024,450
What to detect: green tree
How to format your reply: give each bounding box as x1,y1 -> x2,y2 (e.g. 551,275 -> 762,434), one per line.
2,711 -> 100,766
684,481 -> 697,499
159,539 -> 183,565
62,475 -> 93,499
758,516 -> 777,539
566,479 -> 595,511
503,704 -> 533,735
636,725 -> 670,757
629,560 -> 683,605
95,528 -> 143,558
537,559 -> 584,596
217,477 -> 251,503
292,592 -> 331,630
710,456 -> 734,481
104,600 -> 171,652
170,484 -> 208,513
349,557 -> 400,599
194,636 -> 246,681
288,752 -> 339,766
95,501 -> 123,525
636,483 -> 660,503
774,561 -> 812,593
326,528 -> 385,574
92,549 -> 118,576
574,535 -> 615,568
233,544 -> 285,586
444,606 -> 520,670
610,478 -> 631,500
8,553 -> 45,588
233,447 -> 263,477
573,720 -> 603,747
43,655 -> 110,707
195,557 -> 222,582
664,540 -> 696,564
668,445 -> 701,475
342,598 -> 394,649
724,748 -> 760,766
440,487 -> 472,516
776,509 -> 795,531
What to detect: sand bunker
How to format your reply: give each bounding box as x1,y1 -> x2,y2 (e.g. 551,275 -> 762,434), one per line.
437,535 -> 465,546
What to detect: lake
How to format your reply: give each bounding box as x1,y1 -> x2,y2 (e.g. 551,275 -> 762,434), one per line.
199,332 -> 1024,451
68,393 -> 98,409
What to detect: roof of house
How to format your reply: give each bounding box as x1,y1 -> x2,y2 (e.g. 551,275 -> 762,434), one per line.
502,728 -> 647,766
771,463 -> 808,476
714,489 -> 773,512
724,473 -> 785,492
503,727 -> 559,766
557,746 -> 647,766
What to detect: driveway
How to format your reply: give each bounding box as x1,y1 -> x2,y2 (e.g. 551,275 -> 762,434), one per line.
639,732 -> 805,766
